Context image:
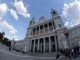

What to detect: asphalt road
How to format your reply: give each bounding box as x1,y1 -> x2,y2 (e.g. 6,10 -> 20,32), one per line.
0,43 -> 80,60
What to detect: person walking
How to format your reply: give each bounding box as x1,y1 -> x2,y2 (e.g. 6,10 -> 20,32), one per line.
71,48 -> 74,57
56,50 -> 60,59
76,45 -> 79,56
73,46 -> 79,58
9,41 -> 11,51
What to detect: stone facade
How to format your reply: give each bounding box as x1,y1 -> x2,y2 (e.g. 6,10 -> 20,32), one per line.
24,9 -> 69,53
12,9 -> 80,53
12,40 -> 25,51
68,25 -> 80,48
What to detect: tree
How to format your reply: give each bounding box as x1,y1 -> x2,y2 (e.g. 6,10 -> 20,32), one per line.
0,32 -> 3,40
2,31 -> 5,35
0,31 -> 5,39
2,37 -> 10,47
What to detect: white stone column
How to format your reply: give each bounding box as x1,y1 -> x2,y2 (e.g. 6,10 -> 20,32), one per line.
43,38 -> 45,52
24,45 -> 26,52
35,27 -> 37,34
54,35 -> 57,51
31,28 -> 33,36
29,40 -> 32,51
43,24 -> 45,33
35,28 -> 36,34
49,36 -> 51,52
39,25 -> 40,34
47,23 -> 49,31
33,40 -> 35,52
52,22 -> 54,30
38,39 -> 40,52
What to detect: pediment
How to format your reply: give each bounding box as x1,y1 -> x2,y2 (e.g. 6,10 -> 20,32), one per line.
29,17 -> 35,26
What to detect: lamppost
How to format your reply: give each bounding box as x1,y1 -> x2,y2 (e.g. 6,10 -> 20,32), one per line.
56,27 -> 70,59
55,31 -> 59,52
63,27 -> 70,49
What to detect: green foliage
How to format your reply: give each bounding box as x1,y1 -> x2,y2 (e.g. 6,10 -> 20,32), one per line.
2,31 -> 5,35
0,31 -> 11,47
0,32 -> 3,40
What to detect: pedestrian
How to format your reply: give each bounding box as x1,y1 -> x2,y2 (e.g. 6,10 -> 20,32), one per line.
56,51 -> 60,59
71,48 -> 74,57
74,46 -> 78,58
56,54 -> 60,59
76,45 -> 79,56
9,47 -> 11,51
9,41 -> 11,51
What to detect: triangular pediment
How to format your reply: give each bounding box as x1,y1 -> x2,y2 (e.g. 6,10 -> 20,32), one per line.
29,17 -> 36,26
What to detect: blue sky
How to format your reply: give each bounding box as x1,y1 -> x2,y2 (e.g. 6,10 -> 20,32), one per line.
0,0 -> 79,40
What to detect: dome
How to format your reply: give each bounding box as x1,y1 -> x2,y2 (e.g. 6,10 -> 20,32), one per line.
39,16 -> 46,23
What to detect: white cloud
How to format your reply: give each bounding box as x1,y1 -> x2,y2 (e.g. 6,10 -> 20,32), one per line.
4,33 -> 19,41
13,35 -> 19,41
0,21 -> 17,34
10,9 -> 18,20
14,0 -> 30,18
62,0 -> 80,26
0,3 -> 8,19
0,3 -> 19,40
10,31 -> 17,34
64,21 -> 69,27
0,3 -> 18,39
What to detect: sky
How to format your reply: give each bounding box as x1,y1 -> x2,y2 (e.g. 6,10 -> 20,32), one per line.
0,0 -> 80,41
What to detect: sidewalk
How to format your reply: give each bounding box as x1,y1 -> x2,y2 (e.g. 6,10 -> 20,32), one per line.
0,43 -> 66,58
0,43 -> 29,56
25,52 -> 58,57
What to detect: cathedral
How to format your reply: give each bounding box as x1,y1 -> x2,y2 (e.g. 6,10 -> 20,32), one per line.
12,9 -> 80,53
24,9 -> 70,52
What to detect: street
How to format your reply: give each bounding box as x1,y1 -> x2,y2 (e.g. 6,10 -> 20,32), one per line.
0,44 -> 80,60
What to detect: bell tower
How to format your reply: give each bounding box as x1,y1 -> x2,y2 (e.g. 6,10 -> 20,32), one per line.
51,9 -> 69,49
51,9 -> 58,18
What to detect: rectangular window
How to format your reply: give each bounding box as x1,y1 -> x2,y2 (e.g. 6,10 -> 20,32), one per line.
33,28 -> 35,35
45,24 -> 48,32
49,22 -> 53,30
40,25 -> 44,33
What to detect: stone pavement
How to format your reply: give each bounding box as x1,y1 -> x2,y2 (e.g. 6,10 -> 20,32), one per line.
25,51 -> 57,57
0,43 -> 80,60
0,43 -> 59,57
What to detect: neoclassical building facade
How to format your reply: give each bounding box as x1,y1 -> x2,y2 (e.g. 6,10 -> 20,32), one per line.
13,9 -> 80,53
25,9 -> 69,53
68,25 -> 80,48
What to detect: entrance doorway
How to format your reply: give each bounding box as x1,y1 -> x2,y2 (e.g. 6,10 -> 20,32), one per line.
41,45 -> 43,52
52,45 -> 55,52
40,45 -> 43,52
50,36 -> 56,52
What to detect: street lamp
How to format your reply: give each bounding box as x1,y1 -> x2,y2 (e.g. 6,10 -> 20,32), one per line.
63,27 -> 70,49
